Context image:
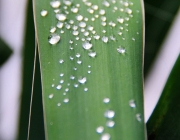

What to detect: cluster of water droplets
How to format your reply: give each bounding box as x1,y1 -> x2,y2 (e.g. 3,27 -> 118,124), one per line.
41,0 -> 142,136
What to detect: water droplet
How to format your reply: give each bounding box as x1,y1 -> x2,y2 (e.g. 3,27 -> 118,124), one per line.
72,30 -> 79,36
101,133 -> 111,140
57,103 -> 61,106
125,8 -> 132,14
117,47 -> 126,54
99,9 -> 106,15
78,77 -> 87,84
52,84 -> 55,87
69,40 -> 73,44
110,35 -> 116,41
74,83 -> 79,88
101,22 -> 106,26
49,94 -> 54,99
136,113 -> 142,122
73,67 -> 77,70
88,65 -> 91,68
41,10 -> 48,17
84,87 -> 88,91
50,27 -> 56,33
65,88 -> 69,92
63,92 -> 66,95
60,80 -> 64,84
60,73 -> 64,77
59,59 -> 64,64
106,120 -> 115,128
84,31 -> 89,36
92,5 -> 98,10
104,110 -> 115,118
76,14 -> 83,21
65,24 -> 71,29
96,126 -> 104,134
48,34 -> 60,45
63,0 -> 72,6
117,17 -> 124,23
118,32 -> 122,35
64,98 -> 69,103
87,8 -> 94,14
57,22 -> 64,28
60,30 -> 64,34
56,14 -> 67,21
94,35 -> 100,40
71,7 -> 78,13
124,2 -> 129,7
102,30 -> 106,33
70,75 -> 75,80
88,51 -> 96,58
91,17 -> 95,21
129,100 -> 136,108
79,22 -> 86,28
102,1 -> 110,7
82,42 -> 92,50
56,85 -> 62,90
103,98 -> 110,103
77,60 -> 82,64
101,16 -> 106,21
88,70 -> 91,74
102,36 -> 108,43
132,37 -> 135,41
50,1 -> 61,8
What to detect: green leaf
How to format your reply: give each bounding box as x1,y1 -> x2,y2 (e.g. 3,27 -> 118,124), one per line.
147,55 -> 180,140
0,38 -> 13,66
33,0 -> 146,139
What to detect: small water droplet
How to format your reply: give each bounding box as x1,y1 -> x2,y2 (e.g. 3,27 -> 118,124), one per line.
60,30 -> 64,34
59,59 -> 64,64
88,65 -> 91,68
60,80 -> 64,84
106,120 -> 115,128
65,24 -> 71,29
102,36 -> 108,43
57,103 -> 61,106
92,5 -> 98,10
52,84 -> 55,87
65,88 -> 69,92
102,1 -> 110,7
76,14 -> 83,21
63,0 -> 72,6
79,22 -> 86,28
101,22 -> 106,26
77,60 -> 82,64
72,30 -> 79,36
117,17 -> 124,23
94,35 -> 100,40
136,113 -> 142,122
117,47 -> 126,54
129,100 -> 136,108
96,126 -> 104,134
99,9 -> 106,15
50,1 -> 61,8
125,8 -> 132,14
101,133 -> 111,140
50,26 -> 56,33
84,31 -> 89,36
104,110 -> 115,118
124,2 -> 129,7
103,98 -> 110,103
73,67 -> 77,70
48,34 -> 60,45
88,70 -> 91,74
63,92 -> 66,95
71,7 -> 78,13
56,14 -> 67,21
41,10 -> 48,17
102,30 -> 106,33
70,75 -> 75,80
84,87 -> 88,91
74,83 -> 79,88
57,22 -> 64,28
82,42 -> 92,50
64,98 -> 69,103
87,8 -> 94,14
49,94 -> 54,99
88,51 -> 96,58
132,37 -> 135,41
60,73 -> 64,77
56,85 -> 62,90
78,77 -> 87,84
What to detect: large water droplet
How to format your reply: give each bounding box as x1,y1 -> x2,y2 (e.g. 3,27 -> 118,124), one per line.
82,42 -> 92,50
49,94 -> 54,99
104,110 -> 115,118
96,126 -> 104,134
48,34 -> 60,45
129,100 -> 136,108
117,47 -> 126,54
101,133 -> 111,140
41,10 -> 48,17
50,1 -> 61,8
78,77 -> 87,84
56,14 -> 67,21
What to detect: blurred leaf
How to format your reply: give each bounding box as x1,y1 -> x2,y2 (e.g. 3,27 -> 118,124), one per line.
147,55 -> 180,140
34,0 -> 146,139
0,38 -> 13,66
144,0 -> 179,76
17,0 -> 45,139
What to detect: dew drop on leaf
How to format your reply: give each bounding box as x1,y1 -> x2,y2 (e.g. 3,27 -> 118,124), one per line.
41,10 -> 48,17
96,126 -> 104,134
48,34 -> 60,45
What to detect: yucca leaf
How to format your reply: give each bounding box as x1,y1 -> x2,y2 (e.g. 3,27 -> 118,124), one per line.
33,0 -> 146,139
147,55 -> 180,140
